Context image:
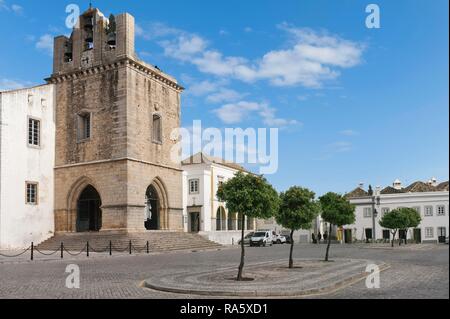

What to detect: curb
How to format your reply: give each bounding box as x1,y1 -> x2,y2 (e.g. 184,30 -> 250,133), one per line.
143,261 -> 391,297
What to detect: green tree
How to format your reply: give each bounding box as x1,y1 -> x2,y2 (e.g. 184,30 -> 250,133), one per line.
380,208 -> 421,247
217,171 -> 279,281
401,208 -> 421,245
319,192 -> 356,261
276,186 -> 320,268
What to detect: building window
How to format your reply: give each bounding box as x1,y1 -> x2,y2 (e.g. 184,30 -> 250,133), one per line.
189,179 -> 199,194
26,182 -> 38,205
28,118 -> 40,147
152,114 -> 162,143
425,227 -> 434,239
424,206 -> 433,217
437,205 -> 446,216
437,227 -> 446,237
77,113 -> 91,141
363,207 -> 372,218
412,206 -> 421,214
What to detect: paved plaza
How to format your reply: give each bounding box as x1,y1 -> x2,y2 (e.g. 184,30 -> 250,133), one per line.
0,244 -> 448,299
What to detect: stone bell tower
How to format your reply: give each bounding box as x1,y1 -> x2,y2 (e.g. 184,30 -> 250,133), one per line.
47,7 -> 184,233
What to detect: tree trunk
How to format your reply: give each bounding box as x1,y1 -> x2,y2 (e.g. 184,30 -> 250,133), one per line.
404,229 -> 408,245
391,230 -> 397,248
236,213 -> 246,281
289,229 -> 295,269
325,224 -> 332,262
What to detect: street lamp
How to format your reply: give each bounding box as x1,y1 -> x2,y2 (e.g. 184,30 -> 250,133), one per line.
368,185 -> 380,242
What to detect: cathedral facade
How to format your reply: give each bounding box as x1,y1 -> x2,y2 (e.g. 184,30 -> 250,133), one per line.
0,7 -> 185,248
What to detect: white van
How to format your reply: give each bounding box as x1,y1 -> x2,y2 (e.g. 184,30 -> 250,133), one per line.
250,230 -> 274,247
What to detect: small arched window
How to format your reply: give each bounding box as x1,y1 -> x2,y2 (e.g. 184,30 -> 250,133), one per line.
152,114 -> 162,144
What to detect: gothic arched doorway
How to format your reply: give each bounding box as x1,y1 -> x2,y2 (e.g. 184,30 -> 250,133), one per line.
145,185 -> 160,230
76,185 -> 102,232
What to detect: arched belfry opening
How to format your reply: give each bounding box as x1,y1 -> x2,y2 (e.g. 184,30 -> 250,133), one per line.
145,185 -> 160,230
76,185 -> 102,232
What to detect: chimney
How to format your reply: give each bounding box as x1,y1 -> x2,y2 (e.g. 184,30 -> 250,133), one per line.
428,177 -> 438,187
393,179 -> 403,190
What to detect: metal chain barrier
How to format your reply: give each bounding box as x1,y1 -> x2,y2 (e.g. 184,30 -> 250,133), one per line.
63,245 -> 87,257
0,247 -> 30,258
1,240 -> 151,260
34,247 -> 60,256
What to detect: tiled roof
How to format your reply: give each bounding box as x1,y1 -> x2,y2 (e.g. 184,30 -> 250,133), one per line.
349,180 -> 449,196
380,186 -> 405,194
403,181 -> 436,193
436,181 -> 449,191
182,152 -> 247,172
345,187 -> 369,198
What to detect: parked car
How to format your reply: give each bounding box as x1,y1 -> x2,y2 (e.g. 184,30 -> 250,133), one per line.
282,234 -> 292,244
250,231 -> 274,247
273,233 -> 287,244
237,232 -> 255,245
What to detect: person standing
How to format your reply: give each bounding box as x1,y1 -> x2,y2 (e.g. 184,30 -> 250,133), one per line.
318,232 -> 322,243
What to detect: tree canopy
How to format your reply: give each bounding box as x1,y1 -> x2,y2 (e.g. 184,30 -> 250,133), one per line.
319,192 -> 356,226
217,171 -> 279,219
276,186 -> 319,231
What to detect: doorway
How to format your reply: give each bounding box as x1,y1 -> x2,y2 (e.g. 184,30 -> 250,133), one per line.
344,229 -> 352,243
145,185 -> 159,230
189,212 -> 200,233
76,185 -> 102,232
414,228 -> 422,243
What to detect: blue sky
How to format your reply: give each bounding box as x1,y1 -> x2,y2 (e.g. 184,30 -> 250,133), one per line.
0,0 -> 448,195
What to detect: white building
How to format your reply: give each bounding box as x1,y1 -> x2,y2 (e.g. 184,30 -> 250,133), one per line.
0,84 -> 55,249
182,153 -> 257,245
344,179 -> 449,244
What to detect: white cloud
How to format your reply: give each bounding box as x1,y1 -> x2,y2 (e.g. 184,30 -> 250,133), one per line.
136,22 -> 183,41
339,129 -> 359,136
244,27 -> 253,33
36,34 -> 53,55
214,101 -> 261,124
153,23 -> 364,88
187,80 -> 222,96
0,78 -> 33,91
206,88 -> 246,104
11,3 -> 22,14
0,1 -> 23,14
161,34 -> 208,61
213,101 -> 299,128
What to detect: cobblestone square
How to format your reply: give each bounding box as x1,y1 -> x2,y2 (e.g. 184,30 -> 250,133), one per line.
0,244 -> 448,299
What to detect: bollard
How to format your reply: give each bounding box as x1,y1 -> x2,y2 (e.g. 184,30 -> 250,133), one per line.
87,241 -> 89,257
31,242 -> 34,261
109,241 -> 112,256
146,241 -> 149,254
60,243 -> 64,259
129,240 -> 132,255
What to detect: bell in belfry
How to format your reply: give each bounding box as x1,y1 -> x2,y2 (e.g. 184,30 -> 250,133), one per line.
106,14 -> 117,46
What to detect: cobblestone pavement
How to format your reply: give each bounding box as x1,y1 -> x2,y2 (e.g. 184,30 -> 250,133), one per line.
0,244 -> 448,299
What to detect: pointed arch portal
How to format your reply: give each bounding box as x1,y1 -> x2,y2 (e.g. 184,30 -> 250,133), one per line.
145,185 -> 160,230
76,185 -> 102,232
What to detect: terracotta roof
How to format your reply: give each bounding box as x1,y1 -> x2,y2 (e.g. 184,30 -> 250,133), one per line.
182,152 -> 247,172
436,181 -> 449,191
403,181 -> 436,193
345,187 -> 369,198
380,186 -> 405,194
348,180 -> 449,196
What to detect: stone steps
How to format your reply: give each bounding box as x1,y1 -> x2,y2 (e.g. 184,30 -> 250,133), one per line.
36,231 -> 222,252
